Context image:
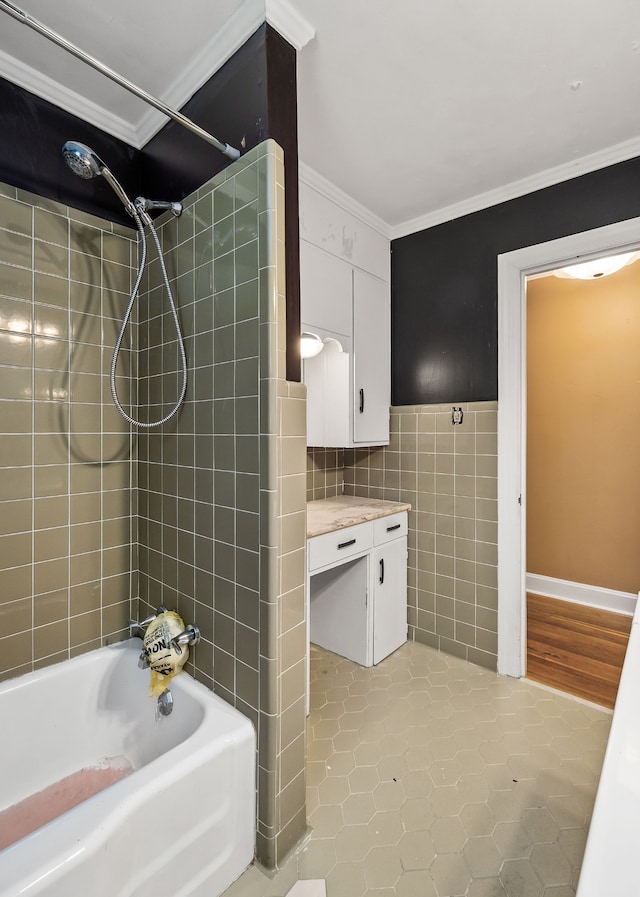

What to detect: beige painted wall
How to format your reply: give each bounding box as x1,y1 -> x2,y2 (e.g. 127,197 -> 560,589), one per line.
527,260 -> 640,593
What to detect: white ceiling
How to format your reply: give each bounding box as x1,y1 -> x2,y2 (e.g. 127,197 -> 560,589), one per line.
1,0 -> 639,237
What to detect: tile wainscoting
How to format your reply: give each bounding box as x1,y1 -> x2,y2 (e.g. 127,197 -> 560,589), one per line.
306,402 -> 498,670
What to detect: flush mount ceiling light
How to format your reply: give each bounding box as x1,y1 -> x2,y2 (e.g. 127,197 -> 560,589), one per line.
554,251 -> 637,280
300,331 -> 324,359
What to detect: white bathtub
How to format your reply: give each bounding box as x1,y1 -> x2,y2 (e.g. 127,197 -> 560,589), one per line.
0,639 -> 256,897
576,597 -> 640,896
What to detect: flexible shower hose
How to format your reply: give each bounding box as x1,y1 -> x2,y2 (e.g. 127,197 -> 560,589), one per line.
110,210 -> 188,428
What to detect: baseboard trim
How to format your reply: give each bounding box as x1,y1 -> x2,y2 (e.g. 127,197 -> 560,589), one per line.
526,573 -> 636,616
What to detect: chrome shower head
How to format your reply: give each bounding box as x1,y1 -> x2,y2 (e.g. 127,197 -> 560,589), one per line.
62,141 -> 104,179
62,140 -> 139,218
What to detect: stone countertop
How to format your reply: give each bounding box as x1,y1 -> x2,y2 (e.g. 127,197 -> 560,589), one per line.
307,495 -> 411,538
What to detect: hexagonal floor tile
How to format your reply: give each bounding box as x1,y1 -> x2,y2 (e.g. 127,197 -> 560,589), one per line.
291,643 -> 610,897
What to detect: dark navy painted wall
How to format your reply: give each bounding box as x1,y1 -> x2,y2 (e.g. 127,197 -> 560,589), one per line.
391,156 -> 640,405
0,24 -> 301,380
0,76 -> 140,227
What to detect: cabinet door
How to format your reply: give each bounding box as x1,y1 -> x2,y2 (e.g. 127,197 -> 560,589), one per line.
304,346 -> 350,446
300,240 -> 352,336
353,269 -> 390,444
309,555 -> 370,667
373,537 -> 408,664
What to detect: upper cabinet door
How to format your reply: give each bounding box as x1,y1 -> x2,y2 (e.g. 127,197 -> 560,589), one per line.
300,240 -> 352,338
353,269 -> 390,444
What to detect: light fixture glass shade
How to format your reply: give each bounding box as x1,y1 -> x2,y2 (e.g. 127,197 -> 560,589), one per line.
555,251 -> 636,280
300,331 -> 324,359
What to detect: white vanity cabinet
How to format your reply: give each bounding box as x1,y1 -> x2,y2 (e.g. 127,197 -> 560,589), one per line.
372,513 -> 409,664
299,176 -> 390,448
308,510 -> 408,669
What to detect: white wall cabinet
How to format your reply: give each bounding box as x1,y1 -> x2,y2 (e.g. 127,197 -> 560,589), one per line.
353,268 -> 390,445
301,244 -> 390,446
299,176 -> 391,448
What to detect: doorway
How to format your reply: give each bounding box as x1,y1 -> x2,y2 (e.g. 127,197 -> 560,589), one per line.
496,216 -> 640,678
525,261 -> 640,705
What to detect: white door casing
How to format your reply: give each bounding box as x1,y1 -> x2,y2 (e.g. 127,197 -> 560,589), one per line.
497,216 -> 640,677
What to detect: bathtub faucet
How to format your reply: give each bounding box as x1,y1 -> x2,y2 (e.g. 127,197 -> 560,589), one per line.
128,606 -> 168,639
129,613 -> 156,638
171,625 -> 201,656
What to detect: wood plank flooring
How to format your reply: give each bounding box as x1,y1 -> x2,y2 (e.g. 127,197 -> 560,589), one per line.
526,592 -> 632,709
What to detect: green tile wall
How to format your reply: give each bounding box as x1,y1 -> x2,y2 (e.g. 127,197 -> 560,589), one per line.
135,141 -> 307,869
0,184 -> 136,681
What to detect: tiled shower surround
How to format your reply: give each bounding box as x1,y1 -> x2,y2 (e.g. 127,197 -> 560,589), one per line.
0,185 -> 136,678
0,141 -> 307,868
308,403 -> 498,670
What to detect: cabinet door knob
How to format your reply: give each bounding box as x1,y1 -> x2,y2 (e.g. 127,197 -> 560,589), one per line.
359,388 -> 364,414
379,558 -> 384,584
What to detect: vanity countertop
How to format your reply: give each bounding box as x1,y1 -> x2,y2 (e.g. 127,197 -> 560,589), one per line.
307,496 -> 411,539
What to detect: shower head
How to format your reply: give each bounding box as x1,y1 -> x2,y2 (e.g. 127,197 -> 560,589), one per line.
62,140 -> 139,218
62,141 -> 103,179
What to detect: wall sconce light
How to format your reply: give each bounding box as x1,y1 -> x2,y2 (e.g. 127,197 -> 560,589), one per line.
300,331 -> 324,359
555,251 -> 637,280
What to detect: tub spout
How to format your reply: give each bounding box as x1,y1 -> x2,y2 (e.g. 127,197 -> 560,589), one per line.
138,651 -> 149,670
156,689 -> 173,717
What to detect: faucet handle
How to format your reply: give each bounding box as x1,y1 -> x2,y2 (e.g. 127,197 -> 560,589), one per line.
171,624 -> 201,656
129,613 -> 157,637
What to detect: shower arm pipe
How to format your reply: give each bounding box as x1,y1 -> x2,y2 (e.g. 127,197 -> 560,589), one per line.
0,0 -> 241,160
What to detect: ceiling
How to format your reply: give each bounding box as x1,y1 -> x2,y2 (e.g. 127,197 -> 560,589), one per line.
1,0 -> 639,237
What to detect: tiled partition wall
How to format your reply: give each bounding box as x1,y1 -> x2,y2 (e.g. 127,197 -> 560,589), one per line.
135,141 -> 307,868
343,402 -> 498,669
0,184 -> 136,681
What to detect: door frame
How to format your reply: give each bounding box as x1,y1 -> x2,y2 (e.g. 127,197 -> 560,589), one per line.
497,216 -> 640,677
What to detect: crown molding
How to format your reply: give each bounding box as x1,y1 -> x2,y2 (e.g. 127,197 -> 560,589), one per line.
265,0 -> 315,50
392,135 -> 640,241
135,0 -> 316,146
0,0 -> 312,151
135,0 -> 265,146
299,160 -> 391,238
0,48 -> 140,146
